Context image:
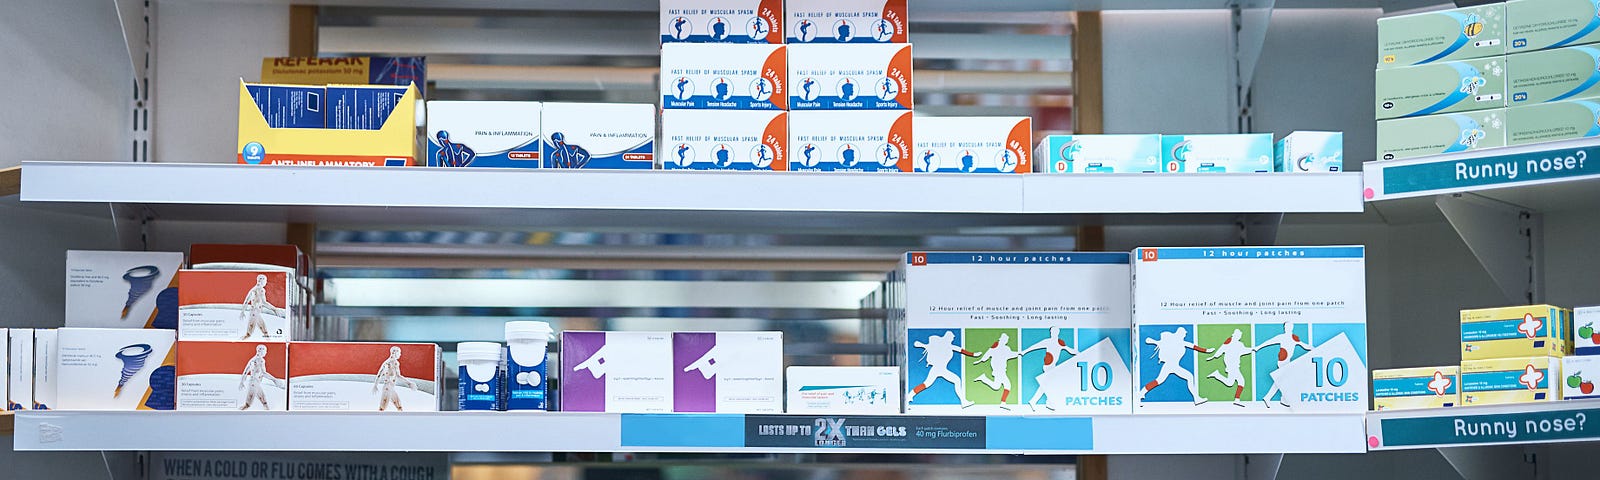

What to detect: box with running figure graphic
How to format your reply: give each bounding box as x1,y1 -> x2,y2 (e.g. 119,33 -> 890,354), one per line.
661,0 -> 783,44
662,44 -> 787,110
560,331 -> 675,413
538,103 -> 656,169
788,44 -> 912,110
236,80 -> 418,167
176,341 -> 287,411
177,270 -> 294,342
54,328 -> 177,410
1373,366 -> 1459,411
786,0 -> 908,44
673,332 -> 783,413
1377,4 -> 1504,69
900,252 -> 1133,416
1461,356 -> 1562,405
425,101 -> 543,168
1375,57 -> 1505,120
1508,45 -> 1600,105
1460,304 -> 1572,361
65,250 -> 183,329
788,111 -> 911,172
1507,0 -> 1600,54
912,117 -> 1032,173
1131,246 -> 1368,414
288,342 -> 441,412
662,110 -> 788,170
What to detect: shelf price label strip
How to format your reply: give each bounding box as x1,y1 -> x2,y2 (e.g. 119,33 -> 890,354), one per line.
619,414 -> 1093,452
1370,406 -> 1600,450
1366,143 -> 1600,200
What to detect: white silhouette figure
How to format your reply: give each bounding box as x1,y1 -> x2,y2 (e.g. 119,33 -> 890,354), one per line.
1204,329 -> 1254,407
973,333 -> 1022,409
373,346 -> 417,411
1140,327 -> 1211,405
1022,326 -> 1078,411
909,331 -> 977,408
1255,322 -> 1313,408
238,344 -> 283,410
239,274 -> 273,340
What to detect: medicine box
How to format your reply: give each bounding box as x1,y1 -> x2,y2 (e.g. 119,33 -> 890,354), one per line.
1372,366 -> 1459,410
177,341 -> 288,411
237,81 -> 418,166
65,250 -> 183,329
902,252 -> 1134,415
1507,0 -> 1600,53
662,110 -> 789,170
1461,356 -> 1561,405
1132,246 -> 1369,413
787,110 -> 910,172
1274,131 -> 1344,173
425,101 -> 544,168
8,329 -> 32,410
55,328 -> 177,410
1160,134 -> 1274,173
661,0 -> 783,44
912,117 -> 1033,173
673,332 -> 784,413
1376,109 -> 1507,161
1462,304 -> 1572,360
327,85 -> 408,131
787,366 -> 900,414
540,102 -> 656,169
661,44 -> 787,110
1375,58 -> 1506,120
261,56 -> 426,96
288,342 -> 441,412
1562,356 -> 1600,400
1378,4 -> 1505,69
189,243 -> 312,291
1507,97 -> 1600,145
788,44 -> 912,110
33,329 -> 56,410
178,270 -> 293,342
1041,134 -> 1163,174
561,331 -> 674,413
786,0 -> 908,44
246,84 -> 324,129
1577,306 -> 1600,355
1508,45 -> 1600,105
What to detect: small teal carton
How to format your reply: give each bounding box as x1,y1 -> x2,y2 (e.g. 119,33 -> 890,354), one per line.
1160,134 -> 1273,173
1041,134 -> 1162,173
1275,132 -> 1343,173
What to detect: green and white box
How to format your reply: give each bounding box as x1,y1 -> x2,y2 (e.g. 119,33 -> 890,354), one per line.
1275,131 -> 1343,173
1041,134 -> 1162,173
1507,0 -> 1600,54
1507,96 -> 1600,145
1376,58 -> 1506,120
1378,4 -> 1505,69
1377,109 -> 1507,161
1508,45 -> 1600,105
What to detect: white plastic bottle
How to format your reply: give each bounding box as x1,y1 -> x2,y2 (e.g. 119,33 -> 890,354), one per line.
457,342 -> 504,411
504,321 -> 552,411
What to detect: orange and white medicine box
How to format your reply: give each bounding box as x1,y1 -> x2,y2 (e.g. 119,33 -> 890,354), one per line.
177,341 -> 287,411
288,342 -> 441,412
177,270 -> 293,342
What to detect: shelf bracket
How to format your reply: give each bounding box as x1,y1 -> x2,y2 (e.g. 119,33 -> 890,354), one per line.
1238,213 -> 1283,246
1241,453 -> 1283,480
1435,193 -> 1544,304
1229,0 -> 1275,133
1438,445 -> 1544,480
114,0 -> 155,162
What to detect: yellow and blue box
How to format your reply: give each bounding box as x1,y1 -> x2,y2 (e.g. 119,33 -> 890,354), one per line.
1373,366 -> 1459,410
1507,0 -> 1600,54
237,80 -> 418,166
1378,4 -> 1505,69
1461,356 -> 1562,405
1462,304 -> 1572,361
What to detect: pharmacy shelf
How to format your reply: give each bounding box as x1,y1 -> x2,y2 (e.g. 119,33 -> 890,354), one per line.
12,410 -> 1366,454
1366,398 -> 1600,451
1362,137 -> 1600,218
19,162 -> 1361,230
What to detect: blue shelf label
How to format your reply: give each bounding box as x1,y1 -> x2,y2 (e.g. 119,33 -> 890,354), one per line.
746,415 -> 986,449
1378,407 -> 1600,448
1381,144 -> 1600,195
620,414 -> 1096,451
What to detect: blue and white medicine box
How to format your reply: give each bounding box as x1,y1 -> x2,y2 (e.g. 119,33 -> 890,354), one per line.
1274,131 -> 1343,173
540,103 -> 656,169
913,117 -> 1033,173
327,85 -> 409,131
426,101 -> 543,168
661,0 -> 783,44
788,44 -> 912,110
1042,134 -> 1162,174
246,84 -> 324,129
786,0 -> 908,44
1160,134 -> 1274,173
788,111 -> 911,172
662,110 -> 788,171
662,44 -> 787,110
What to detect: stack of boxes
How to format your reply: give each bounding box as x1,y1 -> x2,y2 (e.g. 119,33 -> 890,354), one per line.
239,57 -> 425,167
173,245 -> 308,411
558,331 -> 784,413
785,2 -> 918,173
1564,307 -> 1600,400
424,101 -> 657,170
1373,304 -> 1574,410
1377,0 -> 1600,161
1038,132 -> 1336,174
659,0 -> 790,170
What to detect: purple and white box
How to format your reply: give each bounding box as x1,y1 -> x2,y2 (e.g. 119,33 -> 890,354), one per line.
559,331 -> 673,413
673,332 -> 784,413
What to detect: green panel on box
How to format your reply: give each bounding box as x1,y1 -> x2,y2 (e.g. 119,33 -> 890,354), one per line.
1378,4 -> 1505,69
1506,0 -> 1600,54
1508,45 -> 1600,105
1507,97 -> 1600,145
1377,110 -> 1507,161
1376,58 -> 1506,119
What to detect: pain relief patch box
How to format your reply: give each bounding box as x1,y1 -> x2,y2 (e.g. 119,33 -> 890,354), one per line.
789,44 -> 912,110
902,252 -> 1134,415
541,102 -> 656,169
1507,96 -> 1600,145
662,110 -> 788,170
288,342 -> 441,412
662,44 -> 787,110
1562,355 -> 1600,399
913,117 -> 1032,173
425,101 -> 543,168
1275,131 -> 1344,173
1372,366 -> 1459,411
1041,134 -> 1162,174
66,250 -> 183,329
1576,306 -> 1600,355
1132,246 -> 1368,413
786,0 -> 908,44
1507,0 -> 1600,53
1160,134 -> 1273,173
661,0 -> 783,44
237,80 -> 417,166
788,110 -> 911,172
1461,304 -> 1572,361
1461,356 -> 1561,405
673,332 -> 783,413
786,366 -> 900,414
1377,4 -> 1505,69
55,328 -> 176,410
177,341 -> 287,411
1375,57 -> 1506,120
1377,109 -> 1507,161
178,270 -> 293,342
1508,45 -> 1600,105
561,331 -> 674,413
